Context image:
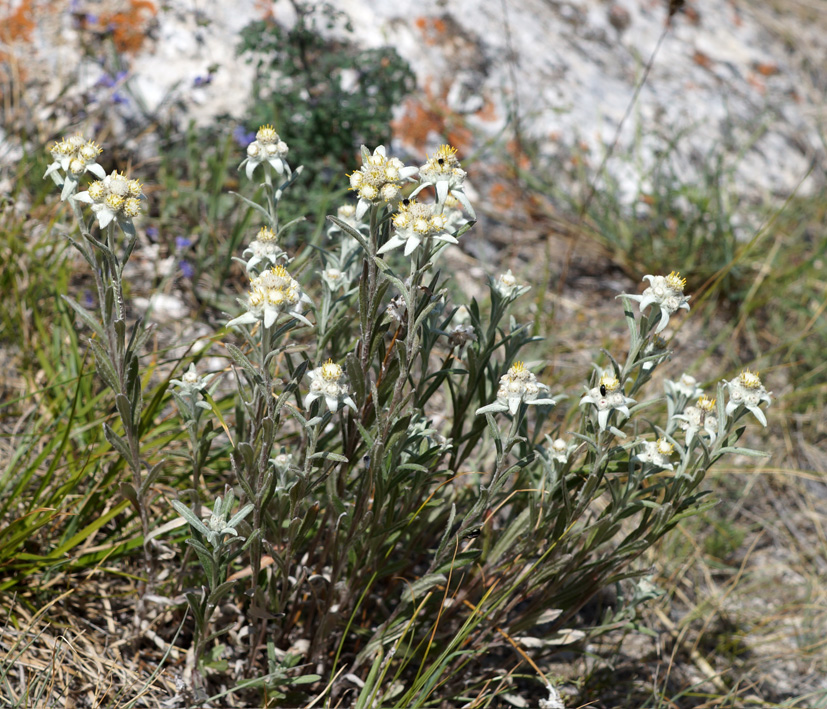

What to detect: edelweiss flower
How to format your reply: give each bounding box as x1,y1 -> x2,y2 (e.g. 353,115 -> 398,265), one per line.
625,271 -> 691,333
493,269 -> 530,300
241,226 -> 287,272
724,369 -> 772,426
540,684 -> 566,709
305,359 -> 357,413
378,198 -> 459,256
321,267 -> 346,291
240,124 -> 290,180
170,363 -> 208,398
476,361 -> 556,416
674,395 -> 718,445
44,134 -> 107,200
547,436 -> 577,465
664,373 -> 703,401
73,170 -> 145,232
227,265 -> 312,329
579,371 -> 635,431
633,437 -> 675,471
348,145 -> 417,219
409,144 -> 475,218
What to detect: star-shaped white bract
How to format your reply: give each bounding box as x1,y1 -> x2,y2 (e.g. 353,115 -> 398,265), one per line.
633,437 -> 676,471
305,359 -> 357,413
409,145 -> 475,219
625,272 -> 690,333
579,371 -> 635,431
724,369 -> 772,426
348,145 -> 417,219
73,170 -> 145,233
241,226 -> 287,273
673,395 -> 718,445
240,125 -> 290,180
227,265 -> 312,329
664,373 -> 703,401
476,361 -> 556,416
44,134 -> 107,200
378,199 -> 459,256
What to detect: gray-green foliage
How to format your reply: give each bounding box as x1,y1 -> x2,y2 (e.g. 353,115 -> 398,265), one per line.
47,124 -> 771,703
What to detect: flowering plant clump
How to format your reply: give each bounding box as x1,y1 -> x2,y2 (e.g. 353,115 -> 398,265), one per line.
44,122 -> 776,706
624,271 -> 691,333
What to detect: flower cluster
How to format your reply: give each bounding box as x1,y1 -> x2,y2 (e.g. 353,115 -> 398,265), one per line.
241,226 -> 287,272
633,437 -> 676,471
547,436 -> 578,465
476,361 -> 556,416
305,359 -> 357,413
493,269 -> 530,300
348,145 -> 417,219
44,134 -> 106,199
240,125 -> 290,180
724,369 -> 772,426
227,265 -> 312,329
674,395 -> 718,444
379,199 -> 458,256
580,371 -> 635,431
410,144 -> 475,218
74,170 -> 145,232
626,271 -> 690,333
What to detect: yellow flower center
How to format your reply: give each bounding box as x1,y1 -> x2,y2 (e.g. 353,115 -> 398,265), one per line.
666,271 -> 687,292
697,395 -> 716,412
739,369 -> 762,389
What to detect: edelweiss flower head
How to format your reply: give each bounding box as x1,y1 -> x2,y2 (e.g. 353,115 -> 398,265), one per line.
493,269 -> 530,300
579,371 -> 636,431
305,359 -> 357,413
476,361 -> 556,416
241,226 -> 287,272
410,144 -> 475,218
170,363 -> 208,398
547,436 -> 577,465
240,124 -> 290,180
44,134 -> 107,200
321,267 -> 346,291
625,271 -> 691,333
674,395 -> 718,445
378,198 -> 459,256
348,145 -> 417,219
73,170 -> 145,233
227,264 -> 312,329
664,373 -> 703,401
633,437 -> 675,471
724,369 -> 772,426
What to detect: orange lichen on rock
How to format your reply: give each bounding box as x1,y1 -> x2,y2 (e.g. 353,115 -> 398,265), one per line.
414,15 -> 448,46
392,80 -> 472,154
0,0 -> 37,65
98,0 -> 157,54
